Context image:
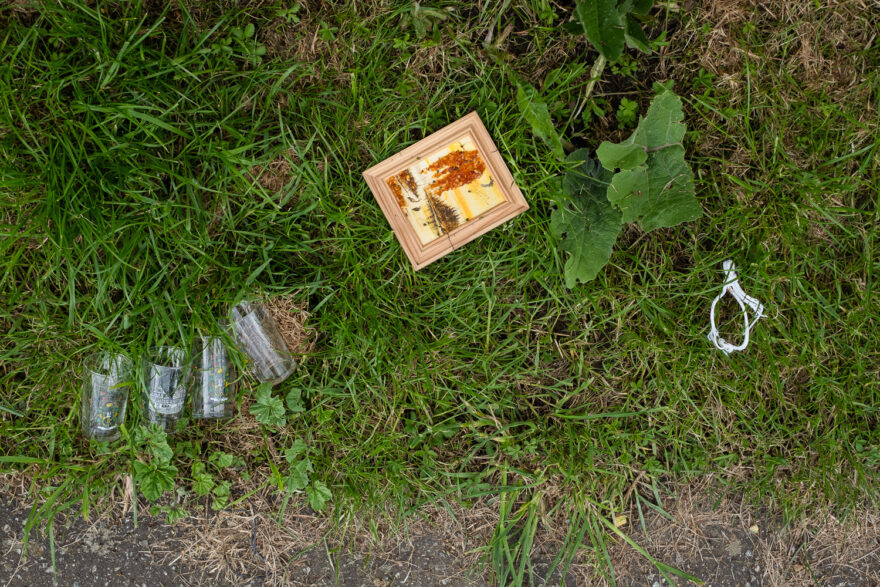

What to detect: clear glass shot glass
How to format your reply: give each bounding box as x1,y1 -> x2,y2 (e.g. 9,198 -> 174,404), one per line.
191,336 -> 235,419
230,302 -> 295,384
81,352 -> 133,441
142,346 -> 190,433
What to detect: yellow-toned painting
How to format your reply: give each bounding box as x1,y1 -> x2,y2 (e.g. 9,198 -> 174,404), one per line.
363,112 -> 529,270
384,135 -> 506,245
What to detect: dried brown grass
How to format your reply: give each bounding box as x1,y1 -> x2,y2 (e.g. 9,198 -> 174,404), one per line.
263,293 -> 317,356
0,473 -> 29,498
160,476 -> 880,586
685,0 -> 876,99
608,480 -> 880,586
247,148 -> 300,194
158,477 -> 615,586
668,0 -> 879,210
6,467 -> 878,585
157,479 -> 502,585
6,0 -> 39,14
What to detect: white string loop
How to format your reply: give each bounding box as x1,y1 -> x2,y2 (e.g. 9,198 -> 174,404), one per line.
707,260 -> 764,355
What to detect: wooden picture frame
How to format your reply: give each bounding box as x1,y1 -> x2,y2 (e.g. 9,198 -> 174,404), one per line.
363,112 -> 529,270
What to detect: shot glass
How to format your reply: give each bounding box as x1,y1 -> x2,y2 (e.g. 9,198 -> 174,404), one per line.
230,302 -> 295,384
142,346 -> 190,433
190,336 -> 235,419
81,352 -> 133,441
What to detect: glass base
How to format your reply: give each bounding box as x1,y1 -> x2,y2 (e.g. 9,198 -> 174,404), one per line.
83,427 -> 121,442
257,362 -> 295,385
192,408 -> 233,420
145,410 -> 184,434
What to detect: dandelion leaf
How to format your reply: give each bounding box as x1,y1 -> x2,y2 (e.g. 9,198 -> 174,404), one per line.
516,81 -> 565,161
596,90 -> 702,232
551,149 -> 621,287
575,0 -> 626,62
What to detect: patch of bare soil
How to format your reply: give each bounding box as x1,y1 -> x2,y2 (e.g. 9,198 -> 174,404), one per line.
0,489 -> 191,587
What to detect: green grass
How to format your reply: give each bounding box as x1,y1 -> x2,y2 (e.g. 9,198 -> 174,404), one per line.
1,0 -> 878,584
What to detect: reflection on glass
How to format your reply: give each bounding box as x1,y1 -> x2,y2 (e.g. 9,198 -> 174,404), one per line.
230,302 -> 296,385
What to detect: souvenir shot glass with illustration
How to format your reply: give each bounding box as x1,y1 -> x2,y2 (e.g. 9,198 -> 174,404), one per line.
142,346 -> 190,433
191,336 -> 235,419
81,352 -> 133,441
230,302 -> 295,384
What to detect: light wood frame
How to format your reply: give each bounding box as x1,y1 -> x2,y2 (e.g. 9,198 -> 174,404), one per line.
363,112 -> 529,270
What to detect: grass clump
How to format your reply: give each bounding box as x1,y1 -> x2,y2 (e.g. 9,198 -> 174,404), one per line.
0,0 -> 878,584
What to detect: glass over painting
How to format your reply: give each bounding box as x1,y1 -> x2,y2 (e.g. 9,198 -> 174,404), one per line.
383,133 -> 506,245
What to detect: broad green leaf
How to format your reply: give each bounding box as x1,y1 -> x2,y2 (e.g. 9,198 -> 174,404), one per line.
624,14 -> 652,53
575,0 -> 625,61
165,506 -> 189,524
133,425 -> 149,446
285,388 -> 305,413
306,480 -> 332,511
596,90 -> 701,231
594,141 -> 645,170
175,440 -> 199,460
415,6 -> 449,20
192,472 -> 215,496
211,451 -> 235,469
133,460 -> 177,501
211,480 -> 231,510
284,439 -> 308,463
562,20 -> 582,35
298,456 -> 314,475
149,434 -> 173,463
250,384 -> 286,427
150,505 -> 189,524
630,0 -> 654,15
550,149 -> 621,287
285,458 -> 312,492
136,424 -> 173,463
516,82 -> 565,160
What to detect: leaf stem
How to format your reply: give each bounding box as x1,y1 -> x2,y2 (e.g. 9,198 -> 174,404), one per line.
584,54 -> 607,103
572,54 -> 607,123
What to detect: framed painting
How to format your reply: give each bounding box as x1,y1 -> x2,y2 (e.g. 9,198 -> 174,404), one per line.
363,112 -> 529,270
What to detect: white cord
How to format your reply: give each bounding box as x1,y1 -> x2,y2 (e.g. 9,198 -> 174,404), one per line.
707,260 -> 764,355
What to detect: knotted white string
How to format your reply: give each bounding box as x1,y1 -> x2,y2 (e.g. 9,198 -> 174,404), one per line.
707,260 -> 764,355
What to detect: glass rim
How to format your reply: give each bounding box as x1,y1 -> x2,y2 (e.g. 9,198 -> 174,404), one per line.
83,351 -> 133,376
144,345 -> 187,368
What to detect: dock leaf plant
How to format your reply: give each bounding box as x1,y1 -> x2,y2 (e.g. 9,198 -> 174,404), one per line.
552,87 -> 702,286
